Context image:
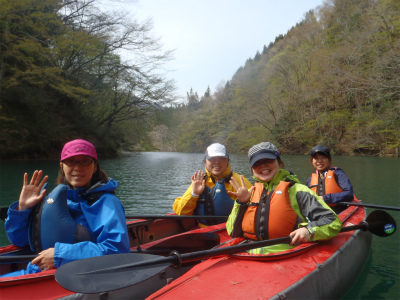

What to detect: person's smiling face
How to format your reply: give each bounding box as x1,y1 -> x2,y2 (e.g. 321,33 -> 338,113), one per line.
61,155 -> 97,188
251,158 -> 281,182
311,153 -> 331,172
205,156 -> 228,177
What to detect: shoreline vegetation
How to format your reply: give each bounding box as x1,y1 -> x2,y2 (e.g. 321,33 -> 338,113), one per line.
1,0 -> 399,159
1,150 -> 398,162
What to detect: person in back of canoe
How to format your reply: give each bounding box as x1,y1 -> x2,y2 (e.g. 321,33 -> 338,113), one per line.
226,142 -> 341,254
173,143 -> 253,227
306,145 -> 354,213
1,139 -> 130,277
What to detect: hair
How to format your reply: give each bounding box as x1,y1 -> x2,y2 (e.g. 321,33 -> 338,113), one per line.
277,158 -> 284,169
57,160 -> 109,188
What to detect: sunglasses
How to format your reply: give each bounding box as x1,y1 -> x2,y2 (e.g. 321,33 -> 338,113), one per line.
62,158 -> 95,167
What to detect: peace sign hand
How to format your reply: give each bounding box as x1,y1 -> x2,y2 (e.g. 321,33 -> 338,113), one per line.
228,175 -> 254,204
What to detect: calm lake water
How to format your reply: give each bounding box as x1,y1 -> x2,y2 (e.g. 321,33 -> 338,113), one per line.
0,152 -> 399,299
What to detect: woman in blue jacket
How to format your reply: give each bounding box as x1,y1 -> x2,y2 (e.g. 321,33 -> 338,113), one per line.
2,139 -> 130,276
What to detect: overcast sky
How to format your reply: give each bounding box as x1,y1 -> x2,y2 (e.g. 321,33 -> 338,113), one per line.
109,0 -> 325,102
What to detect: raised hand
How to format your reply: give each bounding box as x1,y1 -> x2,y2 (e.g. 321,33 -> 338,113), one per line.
18,170 -> 48,211
228,175 -> 254,203
191,170 -> 205,196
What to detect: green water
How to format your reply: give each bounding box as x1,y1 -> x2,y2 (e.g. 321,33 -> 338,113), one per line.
0,153 -> 399,299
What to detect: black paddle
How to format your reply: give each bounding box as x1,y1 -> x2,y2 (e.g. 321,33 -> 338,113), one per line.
0,207 -> 229,222
55,210 -> 396,294
333,202 -> 400,211
0,232 -> 221,262
2,201 -> 398,223
125,214 -> 228,220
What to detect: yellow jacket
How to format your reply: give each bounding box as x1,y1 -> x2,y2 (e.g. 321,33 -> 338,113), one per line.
173,164 -> 253,216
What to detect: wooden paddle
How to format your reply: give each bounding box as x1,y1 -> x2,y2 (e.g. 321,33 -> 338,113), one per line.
54,210 -> 396,294
0,232 -> 221,262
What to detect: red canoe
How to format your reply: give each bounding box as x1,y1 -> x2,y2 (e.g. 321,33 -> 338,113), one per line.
0,199 -> 371,300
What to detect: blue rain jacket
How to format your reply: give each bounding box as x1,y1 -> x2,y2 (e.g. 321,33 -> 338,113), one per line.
4,179 -> 130,274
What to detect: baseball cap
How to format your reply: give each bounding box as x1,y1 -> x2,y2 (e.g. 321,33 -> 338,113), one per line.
248,142 -> 280,167
310,145 -> 331,157
205,143 -> 228,159
61,139 -> 98,161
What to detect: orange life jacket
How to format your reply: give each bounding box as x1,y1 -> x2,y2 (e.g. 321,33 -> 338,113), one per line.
310,169 -> 343,196
242,181 -> 298,240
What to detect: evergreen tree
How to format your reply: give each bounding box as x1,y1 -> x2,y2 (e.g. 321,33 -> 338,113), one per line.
204,86 -> 211,97
187,88 -> 199,108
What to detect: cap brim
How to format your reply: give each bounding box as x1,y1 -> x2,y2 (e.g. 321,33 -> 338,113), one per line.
206,154 -> 228,159
250,153 -> 278,167
61,153 -> 98,161
311,150 -> 330,157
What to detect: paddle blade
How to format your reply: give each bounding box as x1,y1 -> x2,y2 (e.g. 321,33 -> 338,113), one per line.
366,210 -> 397,237
55,253 -> 171,293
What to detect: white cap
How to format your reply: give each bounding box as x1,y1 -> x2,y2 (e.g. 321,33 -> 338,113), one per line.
205,143 -> 228,159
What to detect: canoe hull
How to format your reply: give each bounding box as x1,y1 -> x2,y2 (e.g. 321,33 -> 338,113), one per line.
1,200 -> 371,300
271,230 -> 372,300
145,202 -> 371,299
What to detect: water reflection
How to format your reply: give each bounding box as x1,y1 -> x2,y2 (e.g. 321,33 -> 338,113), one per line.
101,152 -> 256,214
0,152 -> 399,300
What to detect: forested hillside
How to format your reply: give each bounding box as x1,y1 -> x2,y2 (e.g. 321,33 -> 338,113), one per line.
0,0 -> 175,159
153,0 -> 400,157
1,0 -> 399,159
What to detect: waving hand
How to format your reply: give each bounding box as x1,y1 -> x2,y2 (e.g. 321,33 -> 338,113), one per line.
18,170 -> 48,211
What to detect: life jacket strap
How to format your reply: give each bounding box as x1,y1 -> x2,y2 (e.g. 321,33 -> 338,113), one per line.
256,189 -> 273,240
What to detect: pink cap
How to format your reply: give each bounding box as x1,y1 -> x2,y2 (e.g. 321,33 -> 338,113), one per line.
61,139 -> 98,161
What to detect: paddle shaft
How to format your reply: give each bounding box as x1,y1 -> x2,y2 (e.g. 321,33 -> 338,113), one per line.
78,236 -> 293,275
4,222 -> 370,265
81,220 -> 374,275
125,214 -> 227,220
1,209 -> 228,222
0,254 -> 37,262
0,248 -> 195,263
334,202 -> 400,211
0,249 -> 160,263
3,203 -> 398,223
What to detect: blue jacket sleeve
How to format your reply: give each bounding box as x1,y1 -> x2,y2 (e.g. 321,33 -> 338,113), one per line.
306,177 -> 311,187
323,169 -> 354,204
53,194 -> 130,268
4,201 -> 32,247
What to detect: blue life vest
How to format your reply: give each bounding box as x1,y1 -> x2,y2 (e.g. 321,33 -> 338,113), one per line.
28,184 -> 93,253
194,177 -> 234,225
